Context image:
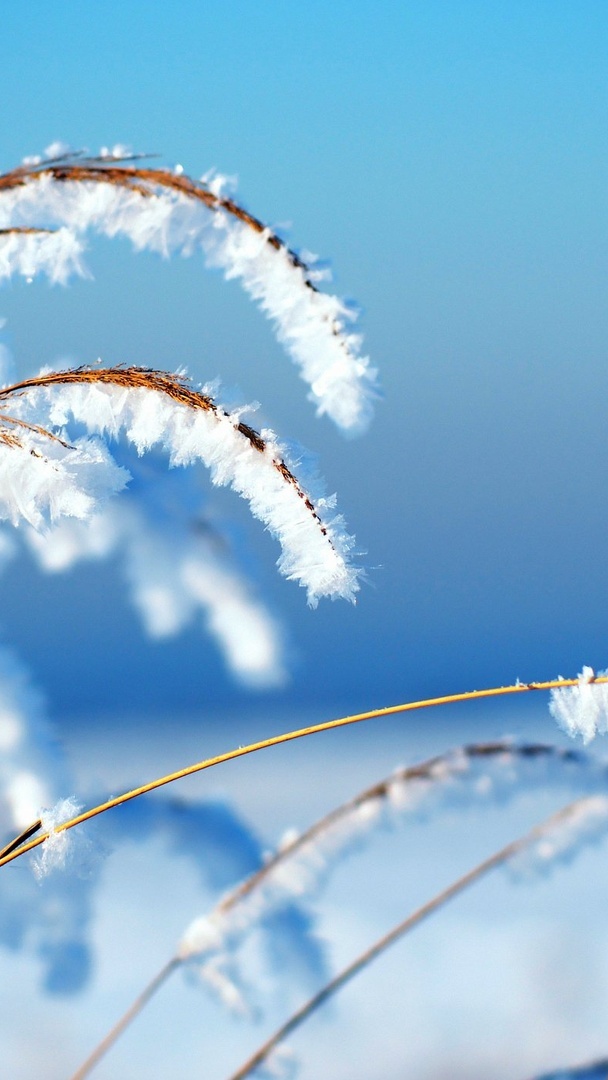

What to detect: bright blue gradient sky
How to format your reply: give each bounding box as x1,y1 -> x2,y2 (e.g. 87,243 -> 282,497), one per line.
1,2 -> 607,725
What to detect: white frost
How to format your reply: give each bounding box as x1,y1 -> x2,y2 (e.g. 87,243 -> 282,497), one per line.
549,667 -> 608,742
9,376 -> 360,604
0,431 -> 128,530
32,796 -> 83,880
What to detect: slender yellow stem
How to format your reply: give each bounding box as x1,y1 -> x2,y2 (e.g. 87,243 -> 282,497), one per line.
68,958 -> 180,1080
0,676 -> 600,870
226,798 -> 592,1080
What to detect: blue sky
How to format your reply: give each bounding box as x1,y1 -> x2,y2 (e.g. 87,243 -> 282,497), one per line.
1,2 -> 607,725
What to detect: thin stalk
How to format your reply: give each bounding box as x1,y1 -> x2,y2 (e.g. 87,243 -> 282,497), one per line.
68,958 -> 180,1080
226,799 -> 593,1080
0,676 -> 603,870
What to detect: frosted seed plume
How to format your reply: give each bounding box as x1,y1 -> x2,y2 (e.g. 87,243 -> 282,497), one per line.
549,666 -> 608,742
0,365 -> 360,604
0,154 -> 378,433
0,432 -> 127,530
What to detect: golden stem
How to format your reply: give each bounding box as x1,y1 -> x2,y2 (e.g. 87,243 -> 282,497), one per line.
0,676 -> 599,870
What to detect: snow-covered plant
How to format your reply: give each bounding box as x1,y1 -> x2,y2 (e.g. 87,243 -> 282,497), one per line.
0,364 -> 360,605
0,149 -> 377,434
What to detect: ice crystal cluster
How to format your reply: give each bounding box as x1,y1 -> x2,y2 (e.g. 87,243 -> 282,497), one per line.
549,667 -> 608,743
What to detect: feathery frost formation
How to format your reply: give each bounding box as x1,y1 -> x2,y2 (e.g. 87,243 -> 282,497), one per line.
549,666 -> 608,742
0,225 -> 83,283
32,795 -> 84,880
0,366 -> 360,605
177,740 -> 608,1012
0,149 -> 378,433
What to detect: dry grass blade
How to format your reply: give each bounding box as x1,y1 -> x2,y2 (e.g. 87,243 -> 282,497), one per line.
68,739 -> 600,1079
1,676 -> 606,872
225,798 -> 599,1080
0,411 -> 74,449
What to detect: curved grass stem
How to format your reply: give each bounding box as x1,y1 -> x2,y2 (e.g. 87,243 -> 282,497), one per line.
0,676 -> 602,871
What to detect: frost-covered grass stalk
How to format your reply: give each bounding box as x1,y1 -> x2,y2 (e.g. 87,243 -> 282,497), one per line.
0,364 -> 360,605
0,148 -> 378,433
4,676 -> 608,1075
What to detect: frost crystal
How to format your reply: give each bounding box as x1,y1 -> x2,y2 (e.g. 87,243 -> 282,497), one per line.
33,796 -> 83,879
549,667 -> 608,742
